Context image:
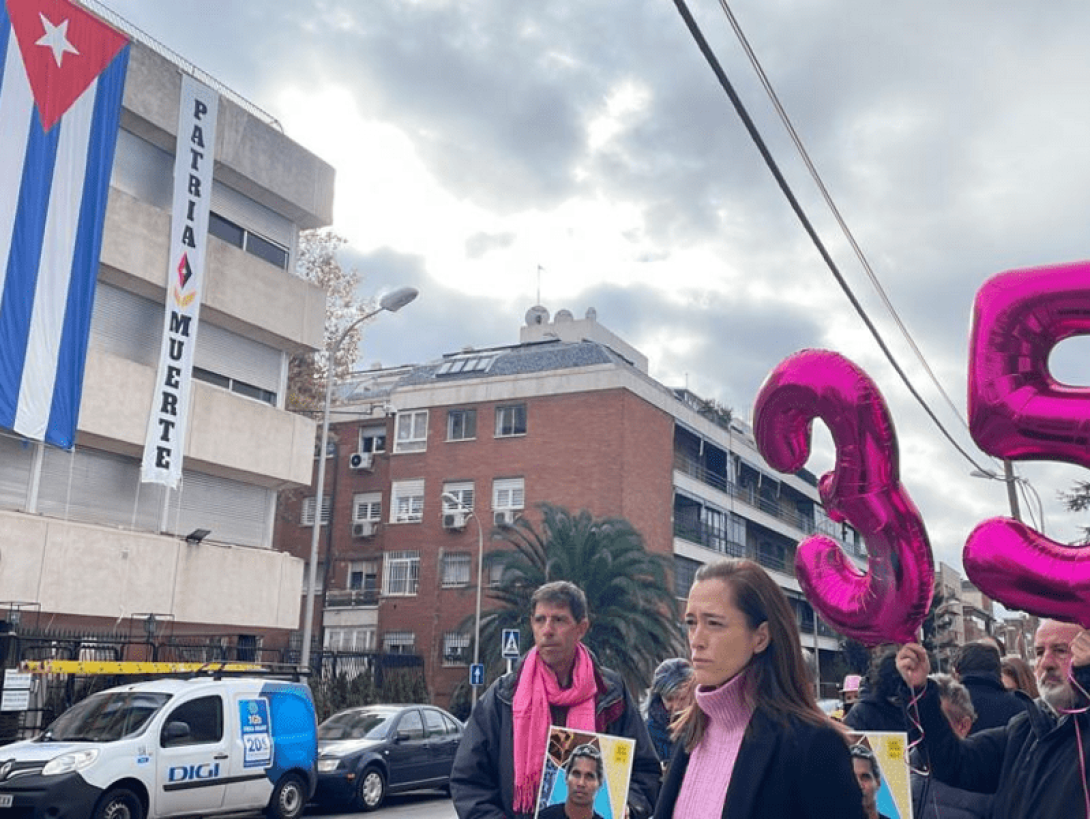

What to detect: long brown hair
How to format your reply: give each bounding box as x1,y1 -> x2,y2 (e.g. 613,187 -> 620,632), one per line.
674,558 -> 841,751
1001,656 -> 1039,699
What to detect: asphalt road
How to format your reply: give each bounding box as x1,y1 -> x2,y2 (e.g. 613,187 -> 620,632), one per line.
308,789 -> 456,819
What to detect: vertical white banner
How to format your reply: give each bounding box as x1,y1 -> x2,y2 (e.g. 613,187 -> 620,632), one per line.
141,75 -> 218,487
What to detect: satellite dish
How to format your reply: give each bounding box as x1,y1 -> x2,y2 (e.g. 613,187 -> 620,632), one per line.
525,305 -> 550,326
555,309 -> 574,323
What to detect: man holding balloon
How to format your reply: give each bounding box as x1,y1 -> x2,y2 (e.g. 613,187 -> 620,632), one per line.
896,623 -> 1090,819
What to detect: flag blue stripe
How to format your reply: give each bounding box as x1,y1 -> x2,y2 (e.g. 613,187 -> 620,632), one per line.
0,8 -> 9,88
0,110 -> 59,431
46,45 -> 129,448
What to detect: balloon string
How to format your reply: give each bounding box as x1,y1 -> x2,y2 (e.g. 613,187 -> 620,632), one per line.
1060,671 -> 1090,818
904,684 -> 929,776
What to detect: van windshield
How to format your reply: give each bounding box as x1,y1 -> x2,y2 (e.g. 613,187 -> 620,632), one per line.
41,691 -> 172,742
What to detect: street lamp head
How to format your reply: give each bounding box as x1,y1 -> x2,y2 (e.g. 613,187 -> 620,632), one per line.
379,286 -> 419,313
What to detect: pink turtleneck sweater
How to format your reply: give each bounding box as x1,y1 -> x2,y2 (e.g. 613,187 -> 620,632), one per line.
673,671 -> 755,818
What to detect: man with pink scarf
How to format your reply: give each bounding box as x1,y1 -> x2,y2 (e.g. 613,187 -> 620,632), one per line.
451,581 -> 660,819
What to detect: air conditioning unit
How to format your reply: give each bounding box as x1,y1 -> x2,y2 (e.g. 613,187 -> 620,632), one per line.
442,512 -> 467,530
352,521 -> 376,538
349,452 -> 373,471
494,510 -> 516,526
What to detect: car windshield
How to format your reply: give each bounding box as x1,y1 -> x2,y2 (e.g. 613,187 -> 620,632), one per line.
40,691 -> 172,743
318,709 -> 397,741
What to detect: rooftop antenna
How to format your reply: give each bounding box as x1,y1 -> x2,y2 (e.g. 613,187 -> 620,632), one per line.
537,264 -> 544,305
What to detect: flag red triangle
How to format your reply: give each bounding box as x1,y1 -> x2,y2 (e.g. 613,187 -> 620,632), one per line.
7,0 -> 128,131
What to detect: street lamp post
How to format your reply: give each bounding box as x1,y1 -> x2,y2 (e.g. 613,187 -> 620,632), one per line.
442,492 -> 484,706
299,286 -> 418,671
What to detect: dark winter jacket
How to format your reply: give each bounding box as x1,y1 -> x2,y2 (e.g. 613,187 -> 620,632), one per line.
653,709 -> 866,819
910,664 -> 1090,819
450,653 -> 660,819
958,672 -> 1031,733
842,690 -> 910,733
911,749 -> 992,819
646,698 -> 675,764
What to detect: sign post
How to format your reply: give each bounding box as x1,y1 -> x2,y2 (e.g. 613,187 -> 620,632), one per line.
502,629 -> 521,675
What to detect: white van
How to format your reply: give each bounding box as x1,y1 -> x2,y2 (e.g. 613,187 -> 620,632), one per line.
0,676 -> 317,819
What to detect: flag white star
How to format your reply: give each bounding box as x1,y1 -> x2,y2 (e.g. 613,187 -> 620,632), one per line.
35,13 -> 80,67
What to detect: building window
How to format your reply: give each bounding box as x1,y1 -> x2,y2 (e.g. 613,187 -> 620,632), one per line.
359,425 -> 387,454
442,552 -> 472,587
348,560 -> 378,594
675,555 -> 700,598
447,409 -> 477,441
384,630 -> 416,654
493,478 -> 525,523
489,560 -> 505,587
192,367 -> 277,406
443,632 -> 471,665
302,562 -> 325,594
442,482 -> 475,513
436,354 -> 496,376
325,627 -> 375,652
353,492 -> 382,522
208,211 -> 289,269
383,551 -> 420,596
301,495 -> 331,526
395,410 -> 428,453
495,404 -> 527,437
391,480 -> 424,523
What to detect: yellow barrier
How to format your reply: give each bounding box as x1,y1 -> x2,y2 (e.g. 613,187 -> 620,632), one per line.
20,660 -> 267,675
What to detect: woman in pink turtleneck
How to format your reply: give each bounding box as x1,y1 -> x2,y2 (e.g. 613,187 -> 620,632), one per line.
653,559 -> 866,819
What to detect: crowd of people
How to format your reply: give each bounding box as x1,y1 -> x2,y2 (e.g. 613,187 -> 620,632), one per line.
448,558 -> 1090,819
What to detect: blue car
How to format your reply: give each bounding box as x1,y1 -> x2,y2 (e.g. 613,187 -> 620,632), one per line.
314,704 -> 463,811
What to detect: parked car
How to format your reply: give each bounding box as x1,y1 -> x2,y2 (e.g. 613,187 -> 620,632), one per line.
314,704 -> 463,811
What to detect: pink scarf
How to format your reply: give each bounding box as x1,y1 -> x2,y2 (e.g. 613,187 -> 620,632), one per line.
512,643 -> 598,814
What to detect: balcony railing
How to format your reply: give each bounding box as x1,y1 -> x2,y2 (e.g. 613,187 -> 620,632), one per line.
324,589 -> 379,608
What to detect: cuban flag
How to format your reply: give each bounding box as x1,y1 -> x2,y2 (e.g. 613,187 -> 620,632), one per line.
0,0 -> 128,449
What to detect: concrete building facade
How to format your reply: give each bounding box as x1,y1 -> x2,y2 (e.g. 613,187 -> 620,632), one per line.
0,28 -> 333,644
277,307 -> 865,709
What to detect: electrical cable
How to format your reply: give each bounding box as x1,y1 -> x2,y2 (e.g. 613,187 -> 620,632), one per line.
669,0 -> 993,473
715,0 -> 973,441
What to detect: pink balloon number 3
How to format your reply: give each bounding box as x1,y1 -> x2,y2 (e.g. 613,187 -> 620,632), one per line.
967,261 -> 1090,628
753,350 -> 934,646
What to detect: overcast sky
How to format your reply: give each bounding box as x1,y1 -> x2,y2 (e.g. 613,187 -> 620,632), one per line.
95,0 -> 1090,592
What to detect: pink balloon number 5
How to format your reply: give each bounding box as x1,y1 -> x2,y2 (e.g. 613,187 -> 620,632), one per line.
753,350 -> 934,646
966,261 -> 1090,627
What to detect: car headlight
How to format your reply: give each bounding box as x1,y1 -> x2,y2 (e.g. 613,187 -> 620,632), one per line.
42,749 -> 99,776
317,757 -> 342,773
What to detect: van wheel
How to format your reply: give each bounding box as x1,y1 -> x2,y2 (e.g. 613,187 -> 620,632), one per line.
354,766 -> 386,812
266,773 -> 306,819
94,788 -> 143,819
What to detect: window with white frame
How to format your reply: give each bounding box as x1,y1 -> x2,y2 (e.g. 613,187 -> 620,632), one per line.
493,478 -> 525,517
359,425 -> 387,453
442,482 -> 475,513
325,627 -> 375,652
395,410 -> 428,452
383,550 -> 420,596
353,492 -> 382,523
391,480 -> 425,523
447,408 -> 477,441
489,559 -> 505,587
301,495 -> 331,526
443,632 -> 471,665
495,404 -> 527,437
442,552 -> 472,587
384,630 -> 415,654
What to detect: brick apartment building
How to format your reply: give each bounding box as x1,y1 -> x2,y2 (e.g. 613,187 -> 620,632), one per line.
277,306 -> 865,709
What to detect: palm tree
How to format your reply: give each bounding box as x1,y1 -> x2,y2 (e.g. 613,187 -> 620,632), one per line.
469,503 -> 685,697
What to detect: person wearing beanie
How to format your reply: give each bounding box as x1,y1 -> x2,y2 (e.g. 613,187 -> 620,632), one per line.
653,559 -> 865,819
646,658 -> 694,767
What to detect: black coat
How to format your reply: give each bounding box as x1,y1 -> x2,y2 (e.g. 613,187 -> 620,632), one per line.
653,709 -> 866,819
958,673 -> 1031,733
450,654 -> 660,819
842,691 -> 909,733
911,666 -> 1090,819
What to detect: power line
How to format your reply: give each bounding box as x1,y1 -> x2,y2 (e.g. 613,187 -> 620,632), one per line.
670,0 -> 992,474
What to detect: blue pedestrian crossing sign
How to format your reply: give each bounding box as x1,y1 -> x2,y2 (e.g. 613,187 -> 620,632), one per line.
470,663 -> 484,686
501,629 -> 521,659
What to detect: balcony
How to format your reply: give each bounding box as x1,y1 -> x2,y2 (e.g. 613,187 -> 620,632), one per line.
324,589 -> 379,608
